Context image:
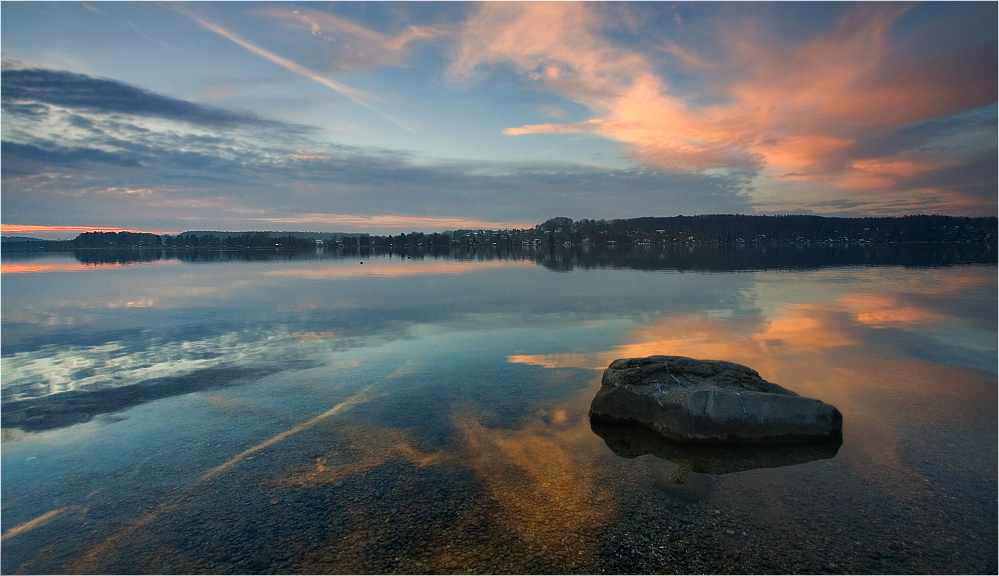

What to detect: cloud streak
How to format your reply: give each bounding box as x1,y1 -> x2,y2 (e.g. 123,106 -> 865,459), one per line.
258,4 -> 450,71
173,5 -> 411,130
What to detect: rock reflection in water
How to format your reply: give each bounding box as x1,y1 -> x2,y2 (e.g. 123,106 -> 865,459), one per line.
593,422 -> 841,502
591,421 -> 841,475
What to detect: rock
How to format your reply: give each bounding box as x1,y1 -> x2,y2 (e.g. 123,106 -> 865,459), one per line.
651,464 -> 710,501
589,356 -> 842,444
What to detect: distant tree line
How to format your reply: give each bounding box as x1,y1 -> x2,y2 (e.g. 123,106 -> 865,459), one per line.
530,214 -> 996,245
73,231 -> 162,248
2,214 -> 995,253
164,232 -> 314,250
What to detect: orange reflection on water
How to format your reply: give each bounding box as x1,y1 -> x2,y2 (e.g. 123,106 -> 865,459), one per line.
270,424 -> 447,490
839,293 -> 942,328
1,260 -> 180,274
262,258 -> 532,280
1,262 -> 124,274
0,507 -> 71,542
624,304 -> 855,362
507,352 -> 604,370
453,388 -> 615,558
509,305 -> 855,383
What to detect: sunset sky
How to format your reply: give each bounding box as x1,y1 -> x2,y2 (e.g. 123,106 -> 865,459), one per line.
2,1 -> 996,238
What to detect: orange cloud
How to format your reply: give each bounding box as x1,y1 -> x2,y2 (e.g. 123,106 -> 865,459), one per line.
728,4 -> 995,132
502,119 -> 604,136
458,2 -> 995,210
448,1 -> 635,90
259,212 -> 533,230
1,224 -> 169,235
448,2 -> 764,172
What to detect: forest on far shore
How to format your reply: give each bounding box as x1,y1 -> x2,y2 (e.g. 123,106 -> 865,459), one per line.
3,214 -> 996,251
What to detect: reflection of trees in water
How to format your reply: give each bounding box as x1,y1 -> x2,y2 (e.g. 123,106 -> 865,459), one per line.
68,242 -> 995,270
72,247 -> 321,265
534,242 -> 996,272
171,249 -> 319,264
73,248 -> 165,266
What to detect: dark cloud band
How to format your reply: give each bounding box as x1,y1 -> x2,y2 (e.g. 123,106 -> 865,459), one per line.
1,68 -> 312,132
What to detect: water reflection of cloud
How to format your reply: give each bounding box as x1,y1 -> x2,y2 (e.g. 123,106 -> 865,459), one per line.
293,330 -> 338,341
263,258 -> 531,280
1,261 -> 179,274
508,306 -> 855,380
1,328 -> 358,402
507,352 -> 604,370
452,395 -> 615,558
262,384 -> 620,561
270,424 -> 448,490
0,507 -> 72,542
840,293 -> 943,328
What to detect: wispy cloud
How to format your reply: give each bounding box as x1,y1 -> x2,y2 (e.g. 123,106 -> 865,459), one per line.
80,2 -> 104,15
124,20 -> 179,52
173,5 -> 411,130
258,4 -> 450,71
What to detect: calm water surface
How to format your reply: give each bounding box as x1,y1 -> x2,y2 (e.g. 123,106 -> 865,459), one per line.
2,249 -> 996,574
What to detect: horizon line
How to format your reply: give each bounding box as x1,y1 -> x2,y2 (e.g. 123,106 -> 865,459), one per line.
4,213 -> 996,241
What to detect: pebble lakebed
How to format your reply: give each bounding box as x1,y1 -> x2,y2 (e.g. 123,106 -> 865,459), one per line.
18,432 -> 990,575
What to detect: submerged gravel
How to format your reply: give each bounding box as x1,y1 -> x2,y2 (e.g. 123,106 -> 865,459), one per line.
22,432 -> 989,576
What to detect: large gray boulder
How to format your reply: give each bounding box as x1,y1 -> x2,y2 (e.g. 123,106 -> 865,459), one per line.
589,356 -> 842,444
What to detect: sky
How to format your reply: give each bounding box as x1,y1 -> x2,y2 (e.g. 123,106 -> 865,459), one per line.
1,1 -> 996,238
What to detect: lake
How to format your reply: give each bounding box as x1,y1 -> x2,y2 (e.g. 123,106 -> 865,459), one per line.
2,245 -> 996,574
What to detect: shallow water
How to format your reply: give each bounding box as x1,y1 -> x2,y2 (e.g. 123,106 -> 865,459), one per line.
2,248 -> 996,574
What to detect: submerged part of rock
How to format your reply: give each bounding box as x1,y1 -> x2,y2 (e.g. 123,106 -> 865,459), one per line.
589,356 -> 842,444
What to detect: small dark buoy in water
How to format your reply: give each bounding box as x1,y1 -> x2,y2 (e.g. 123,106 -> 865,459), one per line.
360,261 -> 363,264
